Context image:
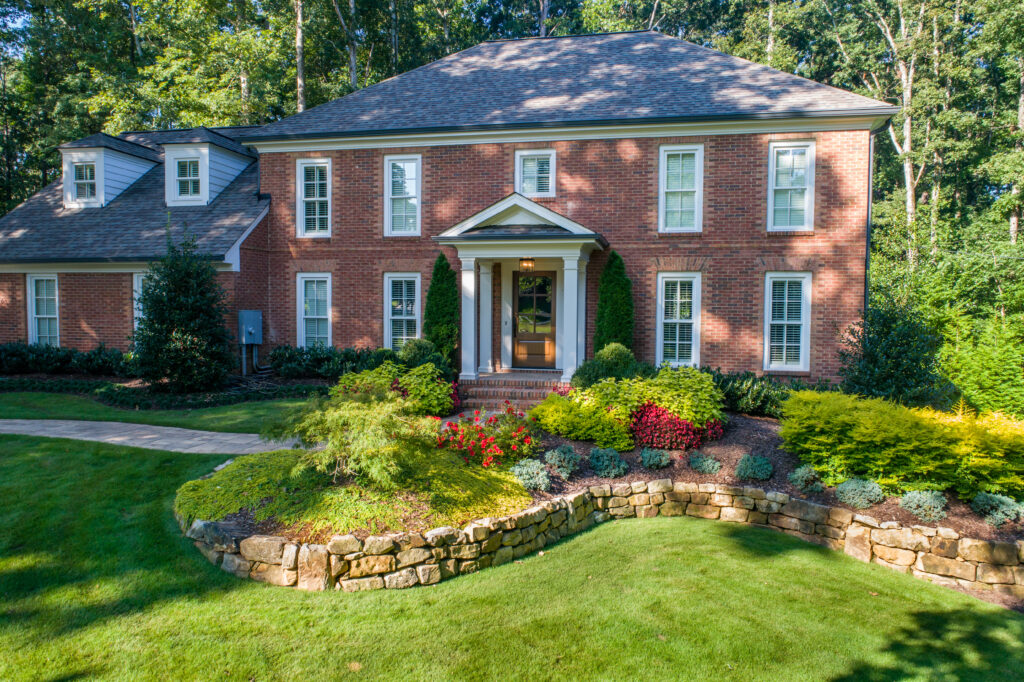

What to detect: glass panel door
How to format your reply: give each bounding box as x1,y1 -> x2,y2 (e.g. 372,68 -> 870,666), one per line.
513,271 -> 556,368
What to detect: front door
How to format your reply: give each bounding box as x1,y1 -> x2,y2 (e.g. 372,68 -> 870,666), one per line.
513,271 -> 556,368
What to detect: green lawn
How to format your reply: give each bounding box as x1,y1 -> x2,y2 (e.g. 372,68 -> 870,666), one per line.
2,433 -> 1023,681
0,391 -> 305,433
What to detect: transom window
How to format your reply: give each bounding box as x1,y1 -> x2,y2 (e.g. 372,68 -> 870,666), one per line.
385,156 -> 421,236
658,145 -> 704,232
764,272 -> 811,372
297,274 -> 331,347
74,163 -> 96,200
298,160 -> 330,236
656,272 -> 701,366
176,159 -> 200,197
768,142 -> 815,231
28,275 -> 59,346
515,149 -> 556,198
385,273 -> 420,350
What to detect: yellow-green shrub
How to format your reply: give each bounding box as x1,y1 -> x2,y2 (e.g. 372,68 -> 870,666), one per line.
530,394 -> 634,451
780,391 -> 1024,499
574,366 -> 724,426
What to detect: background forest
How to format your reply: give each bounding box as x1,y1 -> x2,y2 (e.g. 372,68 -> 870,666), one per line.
0,0 -> 1022,413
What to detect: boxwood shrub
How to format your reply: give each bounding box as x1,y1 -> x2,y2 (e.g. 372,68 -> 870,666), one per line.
0,342 -> 132,377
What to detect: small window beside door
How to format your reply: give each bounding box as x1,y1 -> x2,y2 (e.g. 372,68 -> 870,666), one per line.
515,149 -> 556,198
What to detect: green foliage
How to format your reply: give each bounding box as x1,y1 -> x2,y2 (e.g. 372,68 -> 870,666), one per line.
576,366 -> 725,427
544,444 -> 580,480
970,492 -> 1024,527
688,452 -> 722,475
510,458 -> 550,491
0,342 -> 130,377
530,394 -> 634,451
593,251 -> 634,352
735,454 -> 773,481
570,343 -> 656,389
780,391 -> 1024,499
422,253 -> 460,365
133,235 -> 234,393
941,317 -> 1024,419
397,363 -> 454,416
839,301 -> 951,408
702,368 -> 790,418
788,465 -> 824,494
899,490 -> 948,522
836,478 -> 885,509
639,448 -> 672,470
268,345 -> 397,381
589,447 -> 629,478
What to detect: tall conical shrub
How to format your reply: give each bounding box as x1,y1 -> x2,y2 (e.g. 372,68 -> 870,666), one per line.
423,252 -> 460,363
593,250 -> 634,352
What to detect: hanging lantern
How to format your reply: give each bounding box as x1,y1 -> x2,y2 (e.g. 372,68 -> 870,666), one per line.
519,258 -> 535,272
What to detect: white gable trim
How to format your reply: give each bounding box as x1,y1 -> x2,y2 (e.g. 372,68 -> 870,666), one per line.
438,193 -> 594,238
223,205 -> 271,272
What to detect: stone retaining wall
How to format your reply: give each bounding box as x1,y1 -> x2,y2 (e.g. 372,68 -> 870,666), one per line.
181,479 -> 1024,599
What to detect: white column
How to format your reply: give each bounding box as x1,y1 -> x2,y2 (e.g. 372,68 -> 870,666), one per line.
500,262 -> 513,369
577,260 -> 587,365
478,261 -> 493,374
561,256 -> 580,382
460,257 -> 477,381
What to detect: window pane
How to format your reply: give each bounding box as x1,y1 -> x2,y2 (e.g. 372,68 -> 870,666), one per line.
786,281 -> 802,321
520,154 -> 551,194
390,161 -> 416,197
390,197 -> 417,232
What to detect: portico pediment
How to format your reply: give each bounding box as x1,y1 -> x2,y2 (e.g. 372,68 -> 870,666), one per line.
434,193 -> 606,247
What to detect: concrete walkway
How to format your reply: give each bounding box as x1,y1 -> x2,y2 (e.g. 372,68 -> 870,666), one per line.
0,419 -> 296,454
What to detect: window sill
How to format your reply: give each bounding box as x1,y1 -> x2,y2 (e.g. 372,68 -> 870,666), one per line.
763,368 -> 811,377
657,230 -> 703,237
766,228 -> 815,235
296,233 -> 332,239
384,234 -> 424,239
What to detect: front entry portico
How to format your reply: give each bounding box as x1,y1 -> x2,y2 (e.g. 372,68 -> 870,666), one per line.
434,193 -> 606,383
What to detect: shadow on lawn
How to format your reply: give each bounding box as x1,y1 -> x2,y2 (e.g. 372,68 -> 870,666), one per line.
717,521 -> 840,559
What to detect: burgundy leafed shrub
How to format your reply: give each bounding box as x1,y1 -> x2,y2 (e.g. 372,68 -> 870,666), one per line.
630,402 -> 723,450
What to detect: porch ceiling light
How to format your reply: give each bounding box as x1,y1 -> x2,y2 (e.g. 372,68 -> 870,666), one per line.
519,258 -> 535,272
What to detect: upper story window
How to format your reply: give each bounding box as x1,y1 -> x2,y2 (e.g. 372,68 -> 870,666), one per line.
656,272 -> 701,367
515,149 -> 556,198
768,141 -> 815,231
27,275 -> 59,346
763,272 -> 811,372
384,155 -> 421,236
659,145 -> 704,233
74,164 -> 97,200
177,159 -> 201,197
296,159 -> 331,237
297,273 -> 331,347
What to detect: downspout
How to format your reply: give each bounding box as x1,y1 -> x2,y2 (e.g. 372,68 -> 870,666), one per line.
865,130 -> 877,313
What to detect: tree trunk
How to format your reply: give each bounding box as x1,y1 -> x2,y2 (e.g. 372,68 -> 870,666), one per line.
1011,65 -> 1023,245
295,0 -> 306,112
390,0 -> 399,73
538,0 -> 548,37
348,0 -> 358,89
766,2 -> 775,65
240,69 -> 250,122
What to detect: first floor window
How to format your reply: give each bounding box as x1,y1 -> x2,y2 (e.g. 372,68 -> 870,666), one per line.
515,149 -> 555,197
385,273 -> 420,350
764,272 -> 811,372
659,145 -> 703,232
385,156 -> 421,235
656,272 -> 701,366
298,274 -> 330,347
298,160 -> 330,236
74,163 -> 96,200
177,159 -> 200,197
28,275 -> 59,346
133,273 -> 146,329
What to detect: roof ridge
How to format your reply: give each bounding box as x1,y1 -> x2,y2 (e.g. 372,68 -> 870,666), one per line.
483,29 -> 655,43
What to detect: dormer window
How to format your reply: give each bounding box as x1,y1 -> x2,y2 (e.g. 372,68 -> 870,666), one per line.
74,164 -> 97,200
177,159 -> 201,197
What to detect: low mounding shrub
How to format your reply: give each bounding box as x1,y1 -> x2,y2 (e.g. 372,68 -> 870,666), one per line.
0,342 -> 131,377
702,369 -> 791,418
510,459 -> 550,492
899,490 -> 947,522
334,361 -> 453,417
530,394 -> 633,451
735,454 -> 773,481
397,338 -> 455,379
544,445 -> 580,480
590,447 -> 629,478
689,452 -> 721,475
570,343 -> 655,390
970,492 -> 1024,527
639,448 -> 672,470
578,366 -> 724,428
630,402 -> 723,450
780,391 -> 1024,499
268,344 -> 407,381
788,465 -> 824,494
836,478 -> 885,509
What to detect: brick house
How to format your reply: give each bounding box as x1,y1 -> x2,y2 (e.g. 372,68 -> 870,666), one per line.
0,31 -> 895,384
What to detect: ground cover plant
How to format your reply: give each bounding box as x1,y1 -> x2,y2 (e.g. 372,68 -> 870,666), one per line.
789,464 -> 825,494
640,447 -> 672,470
971,493 -> 1024,528
509,459 -> 550,492
544,444 -> 580,480
689,451 -> 722,475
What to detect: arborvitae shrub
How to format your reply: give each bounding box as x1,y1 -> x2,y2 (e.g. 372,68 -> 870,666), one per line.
593,251 -> 634,352
422,253 -> 460,365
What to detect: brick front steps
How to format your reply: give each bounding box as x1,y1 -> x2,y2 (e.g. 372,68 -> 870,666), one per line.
181,480 -> 1024,600
459,371 -> 567,409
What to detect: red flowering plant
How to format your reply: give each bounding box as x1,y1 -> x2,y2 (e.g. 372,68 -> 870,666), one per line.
630,402 -> 724,450
436,401 -> 539,467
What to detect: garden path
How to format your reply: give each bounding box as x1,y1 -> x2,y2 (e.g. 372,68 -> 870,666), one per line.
0,419 -> 295,454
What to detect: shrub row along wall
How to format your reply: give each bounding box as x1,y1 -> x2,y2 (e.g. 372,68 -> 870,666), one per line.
180,480 -> 1024,598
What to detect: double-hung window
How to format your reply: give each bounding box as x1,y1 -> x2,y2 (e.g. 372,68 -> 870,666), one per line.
27,275 -> 59,346
764,272 -> 811,372
656,272 -> 701,366
515,149 -> 556,198
297,273 -> 331,347
132,273 -> 147,330
74,163 -> 96,200
384,273 -> 420,350
177,159 -> 201,197
658,145 -> 704,232
768,141 -> 815,231
297,159 -> 331,237
384,155 -> 421,236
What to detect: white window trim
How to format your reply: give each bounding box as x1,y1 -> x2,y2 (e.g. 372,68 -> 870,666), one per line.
132,273 -> 146,330
164,145 -> 210,206
383,272 -> 422,350
296,272 -> 332,348
655,272 -> 701,367
658,144 -> 704,233
295,158 -> 332,238
767,140 -> 816,232
383,154 -> 422,236
62,151 -> 104,208
763,271 -> 812,373
26,274 -> 59,346
514,149 -> 556,198
175,158 -> 201,198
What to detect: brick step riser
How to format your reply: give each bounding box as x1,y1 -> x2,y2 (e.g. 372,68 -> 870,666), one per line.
461,388 -> 556,398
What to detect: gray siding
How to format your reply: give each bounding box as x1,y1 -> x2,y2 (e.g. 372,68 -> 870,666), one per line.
104,150 -> 156,204
209,147 -> 252,201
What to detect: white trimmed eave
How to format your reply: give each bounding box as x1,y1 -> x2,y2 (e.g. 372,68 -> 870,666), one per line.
441,238 -> 603,261
0,259 -> 237,274
438,193 -> 595,238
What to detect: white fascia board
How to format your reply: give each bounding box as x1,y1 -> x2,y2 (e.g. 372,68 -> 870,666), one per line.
223,205 -> 270,271
0,260 -> 235,273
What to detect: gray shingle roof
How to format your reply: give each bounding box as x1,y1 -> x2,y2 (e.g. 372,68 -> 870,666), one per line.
59,133 -> 163,163
244,31 -> 896,142
0,162 -> 267,263
120,126 -> 256,158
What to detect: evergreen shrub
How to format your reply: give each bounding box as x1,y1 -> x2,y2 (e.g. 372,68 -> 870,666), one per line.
639,447 -> 672,470
899,490 -> 948,522
510,459 -> 550,491
835,478 -> 885,509
688,452 -> 721,475
530,394 -> 634,451
589,447 -> 629,478
593,251 -> 634,352
788,465 -> 824,494
544,445 -> 580,480
735,454 -> 773,481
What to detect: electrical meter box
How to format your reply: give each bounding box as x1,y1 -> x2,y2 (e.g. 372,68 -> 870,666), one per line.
238,310 -> 263,345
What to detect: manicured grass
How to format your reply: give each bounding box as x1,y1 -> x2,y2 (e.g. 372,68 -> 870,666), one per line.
2,433 -> 1023,680
0,391 -> 305,432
